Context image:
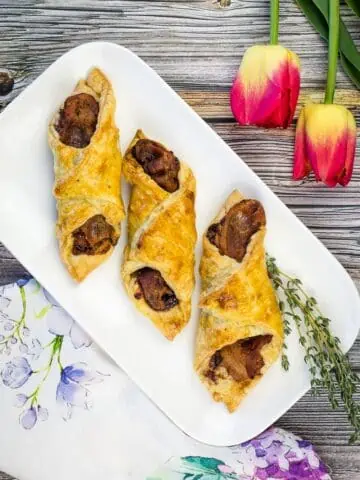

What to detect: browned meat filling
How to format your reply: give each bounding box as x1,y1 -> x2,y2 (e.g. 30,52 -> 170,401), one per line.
0,71 -> 14,96
55,93 -> 99,148
72,215 -> 118,256
206,335 -> 272,383
207,199 -> 266,262
134,267 -> 178,311
132,139 -> 180,193
205,200 -> 269,383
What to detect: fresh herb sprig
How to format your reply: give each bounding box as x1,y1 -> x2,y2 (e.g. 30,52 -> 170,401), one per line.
266,255 -> 360,444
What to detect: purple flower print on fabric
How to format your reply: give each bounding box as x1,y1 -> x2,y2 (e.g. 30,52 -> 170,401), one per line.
0,279 -> 108,430
56,362 -> 103,420
14,393 -> 28,408
19,407 -> 37,429
148,429 -> 331,479
230,428 -> 331,480
45,296 -> 92,350
1,357 -> 32,388
19,405 -> 49,430
16,278 -> 31,288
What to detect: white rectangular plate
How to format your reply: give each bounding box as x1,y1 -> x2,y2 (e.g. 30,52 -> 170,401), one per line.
0,42 -> 359,446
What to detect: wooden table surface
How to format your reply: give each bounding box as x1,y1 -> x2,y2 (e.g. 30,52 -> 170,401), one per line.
0,1 -> 359,478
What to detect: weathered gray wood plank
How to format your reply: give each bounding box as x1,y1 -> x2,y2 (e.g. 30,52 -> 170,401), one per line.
0,0 -> 359,98
0,1 -> 359,479
180,89 -> 360,125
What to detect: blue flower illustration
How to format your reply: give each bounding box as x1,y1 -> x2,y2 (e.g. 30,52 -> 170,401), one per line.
19,405 -> 48,430
45,291 -> 91,349
56,362 -> 103,420
14,393 -> 28,407
19,407 -> 37,429
16,277 -> 31,288
1,357 -> 32,388
0,279 -> 108,430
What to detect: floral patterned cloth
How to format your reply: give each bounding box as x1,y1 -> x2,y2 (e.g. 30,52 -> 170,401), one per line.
148,429 -> 331,479
0,278 -> 101,429
0,279 -> 331,480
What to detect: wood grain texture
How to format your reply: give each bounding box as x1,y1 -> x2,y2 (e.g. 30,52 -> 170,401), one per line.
0,1 -> 359,479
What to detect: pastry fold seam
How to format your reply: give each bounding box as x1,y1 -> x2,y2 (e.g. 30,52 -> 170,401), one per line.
48,67 -> 124,282
122,129 -> 196,340
195,190 -> 283,412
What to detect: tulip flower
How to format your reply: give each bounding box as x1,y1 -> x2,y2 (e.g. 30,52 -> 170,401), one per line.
293,104 -> 356,187
230,0 -> 300,129
293,0 -> 357,187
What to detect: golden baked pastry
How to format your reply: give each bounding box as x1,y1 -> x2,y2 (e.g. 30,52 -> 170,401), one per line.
48,68 -> 124,282
195,190 -> 283,412
122,130 -> 197,340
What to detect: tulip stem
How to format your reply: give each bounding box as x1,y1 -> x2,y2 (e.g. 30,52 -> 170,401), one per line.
324,0 -> 340,104
270,0 -> 279,45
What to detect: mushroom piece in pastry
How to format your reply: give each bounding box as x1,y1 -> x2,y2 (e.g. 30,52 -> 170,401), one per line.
195,190 -> 283,412
121,130 -> 197,340
48,68 -> 125,282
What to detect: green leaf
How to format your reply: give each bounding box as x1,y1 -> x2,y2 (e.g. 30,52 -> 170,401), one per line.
341,52 -> 360,89
35,305 -> 51,319
312,0 -> 360,71
345,0 -> 360,17
295,0 -> 328,39
182,457 -> 225,472
296,0 -> 360,90
339,17 -> 360,71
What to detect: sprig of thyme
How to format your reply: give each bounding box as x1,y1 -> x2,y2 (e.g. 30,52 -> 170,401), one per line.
266,254 -> 360,444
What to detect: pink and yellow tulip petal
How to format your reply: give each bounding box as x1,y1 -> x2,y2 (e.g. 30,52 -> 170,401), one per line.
230,45 -> 300,129
293,104 -> 356,187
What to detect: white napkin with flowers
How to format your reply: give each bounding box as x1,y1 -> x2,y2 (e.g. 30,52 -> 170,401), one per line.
0,278 -> 331,480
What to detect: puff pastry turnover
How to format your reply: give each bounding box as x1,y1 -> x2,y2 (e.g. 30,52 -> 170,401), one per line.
48,68 -> 124,282
122,130 -> 197,340
195,190 -> 283,412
